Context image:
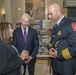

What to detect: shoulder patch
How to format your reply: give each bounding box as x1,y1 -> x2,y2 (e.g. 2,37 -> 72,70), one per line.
72,22 -> 76,31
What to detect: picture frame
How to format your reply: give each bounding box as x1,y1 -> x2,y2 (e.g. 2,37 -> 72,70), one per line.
25,0 -> 45,20
63,0 -> 76,7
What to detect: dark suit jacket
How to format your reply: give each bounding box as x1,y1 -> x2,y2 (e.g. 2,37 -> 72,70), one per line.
0,41 -> 23,75
49,16 -> 76,75
13,26 -> 39,63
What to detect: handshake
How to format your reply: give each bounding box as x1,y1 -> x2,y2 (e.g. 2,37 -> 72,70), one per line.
20,50 -> 29,60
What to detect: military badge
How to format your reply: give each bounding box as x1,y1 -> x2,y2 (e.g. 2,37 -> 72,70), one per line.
72,22 -> 76,31
58,31 -> 61,36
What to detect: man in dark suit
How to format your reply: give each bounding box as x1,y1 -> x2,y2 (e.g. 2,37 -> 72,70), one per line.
48,3 -> 76,75
13,13 -> 39,75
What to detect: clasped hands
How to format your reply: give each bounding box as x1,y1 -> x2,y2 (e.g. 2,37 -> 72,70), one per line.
20,50 -> 29,60
20,50 -> 33,64
49,48 -> 58,58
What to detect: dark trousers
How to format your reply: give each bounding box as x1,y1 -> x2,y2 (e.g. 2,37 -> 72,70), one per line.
53,70 -> 75,75
23,62 -> 35,75
53,71 -> 61,75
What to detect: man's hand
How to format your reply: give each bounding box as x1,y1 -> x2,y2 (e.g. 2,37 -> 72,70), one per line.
20,50 -> 29,60
24,56 -> 33,64
49,48 -> 58,58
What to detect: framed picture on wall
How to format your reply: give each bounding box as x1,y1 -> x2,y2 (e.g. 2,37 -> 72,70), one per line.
64,0 -> 76,7
25,0 -> 45,20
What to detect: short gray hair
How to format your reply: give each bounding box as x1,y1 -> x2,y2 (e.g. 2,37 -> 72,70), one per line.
21,13 -> 31,20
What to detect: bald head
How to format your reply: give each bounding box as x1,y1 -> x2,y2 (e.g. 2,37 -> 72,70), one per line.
49,3 -> 61,13
48,3 -> 63,22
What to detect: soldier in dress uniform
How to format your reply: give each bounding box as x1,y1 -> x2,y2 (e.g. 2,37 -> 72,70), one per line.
48,3 -> 76,75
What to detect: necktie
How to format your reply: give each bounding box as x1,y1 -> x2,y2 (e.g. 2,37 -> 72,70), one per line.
54,23 -> 58,31
23,29 -> 27,42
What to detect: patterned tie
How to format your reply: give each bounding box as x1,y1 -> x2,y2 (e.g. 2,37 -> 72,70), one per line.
23,28 -> 26,42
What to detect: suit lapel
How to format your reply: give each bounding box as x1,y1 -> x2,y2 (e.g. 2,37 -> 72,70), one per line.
52,16 -> 67,34
57,16 -> 67,31
19,27 -> 25,44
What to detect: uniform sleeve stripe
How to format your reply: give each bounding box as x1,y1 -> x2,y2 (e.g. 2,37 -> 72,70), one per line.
62,48 -> 72,60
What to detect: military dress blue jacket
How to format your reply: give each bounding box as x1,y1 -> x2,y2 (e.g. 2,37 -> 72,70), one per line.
49,16 -> 76,75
